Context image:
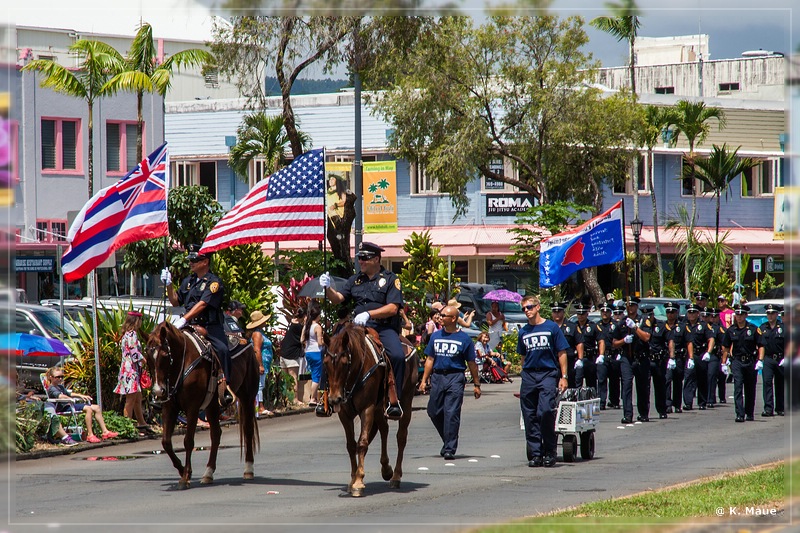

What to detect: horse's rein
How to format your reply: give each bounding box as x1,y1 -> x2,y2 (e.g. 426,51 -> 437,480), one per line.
151,331 -> 188,404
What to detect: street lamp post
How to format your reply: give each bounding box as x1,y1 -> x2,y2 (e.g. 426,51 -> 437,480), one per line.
631,218 -> 643,297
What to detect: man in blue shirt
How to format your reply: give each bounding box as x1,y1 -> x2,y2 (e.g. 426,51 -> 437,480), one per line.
517,295 -> 569,468
419,305 -> 482,460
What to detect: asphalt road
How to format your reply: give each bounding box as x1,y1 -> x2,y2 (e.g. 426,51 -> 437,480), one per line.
7,380 -> 792,533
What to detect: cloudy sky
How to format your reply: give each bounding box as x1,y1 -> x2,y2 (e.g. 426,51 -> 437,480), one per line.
6,0 -> 796,68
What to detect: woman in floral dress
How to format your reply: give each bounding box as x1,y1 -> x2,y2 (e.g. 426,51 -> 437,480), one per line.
115,312 -> 150,433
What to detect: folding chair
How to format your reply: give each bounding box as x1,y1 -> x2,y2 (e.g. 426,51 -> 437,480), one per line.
40,373 -> 83,441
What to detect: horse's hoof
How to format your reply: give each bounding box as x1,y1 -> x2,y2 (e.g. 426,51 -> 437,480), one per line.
351,488 -> 363,498
243,472 -> 255,480
178,481 -> 191,490
381,467 -> 393,481
200,476 -> 214,484
389,479 -> 400,489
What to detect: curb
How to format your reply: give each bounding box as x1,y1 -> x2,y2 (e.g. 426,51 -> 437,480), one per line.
16,405 -> 314,461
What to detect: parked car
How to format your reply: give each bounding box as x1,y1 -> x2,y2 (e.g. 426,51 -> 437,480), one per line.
452,283 -> 528,332
14,303 -> 79,390
42,297 -> 183,325
740,298 -> 784,327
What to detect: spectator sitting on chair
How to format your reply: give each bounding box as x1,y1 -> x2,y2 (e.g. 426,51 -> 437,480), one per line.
46,367 -> 117,443
16,374 -> 78,446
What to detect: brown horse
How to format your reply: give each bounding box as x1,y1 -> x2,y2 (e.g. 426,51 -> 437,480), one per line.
145,321 -> 260,489
325,323 -> 418,497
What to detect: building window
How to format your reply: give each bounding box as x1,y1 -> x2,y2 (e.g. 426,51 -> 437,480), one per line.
41,118 -> 79,171
718,82 -> 740,91
614,153 -> 648,194
250,158 -> 267,187
655,86 -> 675,95
741,159 -> 778,197
411,158 -> 438,194
106,121 -> 140,173
172,161 -> 197,187
34,220 -> 68,242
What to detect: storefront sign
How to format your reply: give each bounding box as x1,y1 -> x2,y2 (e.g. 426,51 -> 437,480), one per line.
766,256 -> 784,272
486,193 -> 536,216
16,256 -> 55,272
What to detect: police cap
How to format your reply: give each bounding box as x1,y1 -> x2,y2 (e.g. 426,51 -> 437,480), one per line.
764,303 -> 783,313
550,301 -> 568,311
574,302 -> 591,313
693,291 -> 709,301
640,304 -> 655,314
187,244 -> 209,261
733,303 -> 750,314
598,300 -> 614,312
686,303 -> 701,313
701,306 -> 718,316
625,296 -> 640,307
663,302 -> 680,312
227,300 -> 245,312
613,302 -> 626,313
356,241 -> 384,259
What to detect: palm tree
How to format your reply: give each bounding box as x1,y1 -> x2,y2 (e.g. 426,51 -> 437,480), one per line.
228,112 -> 309,182
23,39 -> 125,198
666,99 -> 726,295
103,23 -> 214,162
693,143 -> 759,240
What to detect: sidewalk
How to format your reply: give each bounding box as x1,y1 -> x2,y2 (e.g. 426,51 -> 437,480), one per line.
16,403 -> 315,461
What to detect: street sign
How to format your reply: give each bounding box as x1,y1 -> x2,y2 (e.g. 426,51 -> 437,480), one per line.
752,259 -> 762,273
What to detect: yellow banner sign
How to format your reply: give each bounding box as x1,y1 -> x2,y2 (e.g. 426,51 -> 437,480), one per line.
325,162 -> 352,226
363,161 -> 398,233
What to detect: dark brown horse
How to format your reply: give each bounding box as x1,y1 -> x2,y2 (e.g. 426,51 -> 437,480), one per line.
325,323 -> 418,497
145,321 -> 260,489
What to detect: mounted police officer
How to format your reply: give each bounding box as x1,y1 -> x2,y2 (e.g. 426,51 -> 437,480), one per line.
612,297 -> 652,423
161,244 -> 232,407
665,303 -> 691,414
573,301 -> 599,391
700,307 -> 723,409
722,304 -> 762,422
550,301 -> 583,389
594,300 -> 615,410
321,242 -> 406,419
684,301 -> 714,410
758,303 -> 785,417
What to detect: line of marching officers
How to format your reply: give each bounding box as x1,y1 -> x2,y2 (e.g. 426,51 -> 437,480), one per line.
551,293 -> 785,424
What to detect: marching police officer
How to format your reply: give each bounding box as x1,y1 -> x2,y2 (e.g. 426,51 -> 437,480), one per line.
574,301 -> 599,391
593,301 -> 615,410
700,307 -> 723,409
648,303 -> 674,419
550,301 -> 583,389
722,304 -> 763,422
598,302 -> 625,409
665,303 -> 691,414
758,303 -> 785,417
684,302 -> 714,410
612,297 -> 652,423
321,242 -> 406,419
162,244 -> 232,406
418,305 -> 481,460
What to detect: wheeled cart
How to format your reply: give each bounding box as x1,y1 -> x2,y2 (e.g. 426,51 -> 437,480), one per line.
555,397 -> 600,462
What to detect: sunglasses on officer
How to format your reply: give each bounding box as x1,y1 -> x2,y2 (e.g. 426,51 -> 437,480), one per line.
356,253 -> 377,261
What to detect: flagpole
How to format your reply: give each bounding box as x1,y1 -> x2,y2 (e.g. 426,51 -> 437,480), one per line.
162,144 -> 170,321
621,200 -> 630,300
322,147 -> 328,277
89,270 -> 103,410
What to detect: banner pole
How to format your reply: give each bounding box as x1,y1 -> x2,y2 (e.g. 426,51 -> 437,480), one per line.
89,270 -> 103,410
621,200 -> 630,300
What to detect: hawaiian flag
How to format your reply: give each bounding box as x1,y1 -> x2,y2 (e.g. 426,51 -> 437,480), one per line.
200,148 -> 325,254
539,201 -> 625,288
61,143 -> 169,282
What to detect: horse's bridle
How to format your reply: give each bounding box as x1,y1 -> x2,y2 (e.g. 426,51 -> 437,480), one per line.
150,329 -> 206,404
330,339 -> 383,406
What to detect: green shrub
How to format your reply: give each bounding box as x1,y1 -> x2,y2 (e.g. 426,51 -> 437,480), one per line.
15,401 -> 45,453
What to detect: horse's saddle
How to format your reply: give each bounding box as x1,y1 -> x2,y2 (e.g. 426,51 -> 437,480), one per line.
182,328 -> 215,363
228,333 -> 252,360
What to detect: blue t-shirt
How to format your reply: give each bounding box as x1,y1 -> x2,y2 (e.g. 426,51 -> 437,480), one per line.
517,320 -> 569,370
424,329 -> 476,372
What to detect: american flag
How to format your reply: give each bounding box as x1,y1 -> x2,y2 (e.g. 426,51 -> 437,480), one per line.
200,148 -> 325,254
61,143 -> 169,282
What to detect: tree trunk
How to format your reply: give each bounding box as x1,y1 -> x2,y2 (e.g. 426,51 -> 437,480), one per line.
326,190 -> 357,276
715,194 -> 721,241
87,102 -> 94,198
581,267 -> 605,307
136,91 -> 144,162
648,149 -> 664,296
685,146 -> 696,297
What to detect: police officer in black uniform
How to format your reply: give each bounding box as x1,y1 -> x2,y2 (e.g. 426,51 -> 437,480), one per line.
224,300 -> 246,335
593,301 -> 614,410
649,303 -> 673,419
597,301 -> 623,409
758,303 -> 785,417
612,297 -> 652,423
162,244 -> 232,406
665,303 -> 691,414
722,304 -> 763,422
574,301 -> 599,391
321,242 -> 406,418
550,301 -> 583,389
684,302 -> 714,410
700,307 -> 723,409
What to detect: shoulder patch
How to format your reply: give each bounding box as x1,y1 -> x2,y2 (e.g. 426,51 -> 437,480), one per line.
395,278 -> 401,291
209,281 -> 220,294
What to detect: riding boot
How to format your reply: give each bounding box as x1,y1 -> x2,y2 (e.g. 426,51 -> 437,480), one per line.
315,390 -> 332,417
218,378 -> 234,408
384,364 -> 403,420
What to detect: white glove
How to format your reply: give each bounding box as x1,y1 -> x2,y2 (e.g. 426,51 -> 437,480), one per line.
353,311 -> 371,326
615,354 -> 621,361
687,358 -> 695,370
160,268 -> 172,286
173,316 -> 186,329
319,272 -> 331,288
701,352 -> 711,362
755,360 -> 763,371
624,334 -> 634,344
721,363 -> 730,376
667,359 -> 677,370
574,359 -> 583,369
625,317 -> 637,329
595,354 -> 604,365
779,358 -> 786,367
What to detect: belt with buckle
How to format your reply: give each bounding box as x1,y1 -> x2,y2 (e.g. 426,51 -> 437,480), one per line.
433,369 -> 464,375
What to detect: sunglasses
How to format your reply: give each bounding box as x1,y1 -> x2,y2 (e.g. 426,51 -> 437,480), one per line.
189,257 -> 206,263
52,375 -> 64,379
356,255 -> 377,261
523,304 -> 538,311
667,309 -> 678,313
613,310 -> 624,314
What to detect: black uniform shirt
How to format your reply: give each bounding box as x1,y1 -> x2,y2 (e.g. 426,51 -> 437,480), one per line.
614,316 -> 652,357
665,321 -> 689,356
177,271 -> 225,326
340,266 -> 404,328
758,321 -> 784,358
686,320 -> 714,355
709,323 -> 726,356
224,314 -> 243,335
575,320 -> 600,355
559,322 -> 581,358
596,320 -> 618,354
648,318 -> 669,355
722,321 -> 761,358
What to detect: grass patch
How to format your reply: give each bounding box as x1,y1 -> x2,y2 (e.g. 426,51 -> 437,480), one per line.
470,460 -> 791,533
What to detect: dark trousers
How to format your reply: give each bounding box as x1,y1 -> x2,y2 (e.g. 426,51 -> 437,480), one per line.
732,358 -> 758,418
682,360 -> 697,408
377,326 -> 405,402
566,353 -> 578,389
666,358 -> 684,410
649,358 -> 668,415
632,358 -> 651,418
694,357 -> 710,407
575,357 -> 598,389
207,324 -> 230,380
427,372 -> 466,455
619,356 -> 634,420
596,357 -> 610,407
705,355 -> 720,406
520,368 -> 558,459
762,356 -> 785,414
607,353 -> 622,407
717,362 -> 729,401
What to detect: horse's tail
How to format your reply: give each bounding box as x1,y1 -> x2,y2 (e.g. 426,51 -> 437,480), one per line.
238,395 -> 261,460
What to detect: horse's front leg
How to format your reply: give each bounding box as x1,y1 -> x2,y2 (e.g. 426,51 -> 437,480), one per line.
340,411 -> 358,493
352,408 -> 375,498
179,405 -> 200,490
161,405 -> 185,479
201,401 -> 221,485
390,401 -> 413,489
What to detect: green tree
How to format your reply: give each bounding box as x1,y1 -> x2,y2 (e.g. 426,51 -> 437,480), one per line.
228,112 -> 305,179
22,39 -> 126,197
103,22 -> 214,161
692,144 -> 759,240
590,0 -> 640,93
214,244 -> 277,318
398,231 -> 457,322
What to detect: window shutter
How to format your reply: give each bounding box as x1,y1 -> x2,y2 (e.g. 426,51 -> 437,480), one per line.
62,121 -> 77,170
107,123 -> 120,171
42,119 -> 56,169
125,123 -> 138,170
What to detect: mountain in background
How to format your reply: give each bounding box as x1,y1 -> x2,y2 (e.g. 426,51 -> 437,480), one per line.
265,77 -> 351,96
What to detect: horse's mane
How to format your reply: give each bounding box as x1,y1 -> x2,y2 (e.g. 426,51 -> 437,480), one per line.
331,323 -> 370,362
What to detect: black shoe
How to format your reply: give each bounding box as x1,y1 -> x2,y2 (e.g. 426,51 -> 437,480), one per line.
674,408 -> 683,413
621,417 -> 632,424
707,403 -> 715,409
746,415 -> 755,421
682,405 -> 693,411
659,413 -> 668,419
543,454 -> 557,467
719,398 -> 727,403
385,403 -> 403,419
528,456 -> 543,467
637,415 -> 649,422
665,407 -> 673,414
777,411 -> 785,416
761,411 -> 774,417
611,404 -> 621,410
699,405 -> 706,411
735,416 -> 745,423
315,402 -> 332,417
599,405 -> 606,411
443,452 -> 455,460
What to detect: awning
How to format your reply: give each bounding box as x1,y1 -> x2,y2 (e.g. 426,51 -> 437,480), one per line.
631,227 -> 785,256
